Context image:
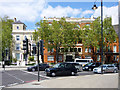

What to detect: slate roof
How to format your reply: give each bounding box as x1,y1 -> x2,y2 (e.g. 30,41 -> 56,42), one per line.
12,20 -> 24,24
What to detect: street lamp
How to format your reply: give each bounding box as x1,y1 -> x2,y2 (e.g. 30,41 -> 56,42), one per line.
92,0 -> 103,74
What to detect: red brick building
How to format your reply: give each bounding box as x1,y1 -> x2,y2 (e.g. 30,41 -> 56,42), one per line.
42,17 -> 119,64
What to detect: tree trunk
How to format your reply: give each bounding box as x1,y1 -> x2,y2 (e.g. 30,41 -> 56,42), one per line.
55,46 -> 59,63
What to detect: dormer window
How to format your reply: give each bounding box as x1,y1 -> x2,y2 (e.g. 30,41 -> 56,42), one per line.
17,26 -> 19,30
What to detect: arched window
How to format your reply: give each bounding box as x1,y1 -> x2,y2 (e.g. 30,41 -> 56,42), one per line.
17,26 -> 19,30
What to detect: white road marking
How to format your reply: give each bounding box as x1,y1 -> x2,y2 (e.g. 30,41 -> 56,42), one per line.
0,85 -> 5,88
21,70 -> 51,79
4,71 -> 24,83
7,83 -> 18,87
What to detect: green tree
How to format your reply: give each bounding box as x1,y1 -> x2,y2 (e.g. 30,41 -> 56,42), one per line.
33,30 -> 39,44
0,16 -> 14,61
82,17 -> 117,62
35,18 -> 79,63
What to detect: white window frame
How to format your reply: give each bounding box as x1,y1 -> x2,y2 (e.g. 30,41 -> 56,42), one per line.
16,35 -> 20,41
58,55 -> 62,61
17,26 -> 19,30
47,55 -> 54,61
113,45 -> 117,53
16,53 -> 20,60
85,48 -> 88,53
97,55 -> 100,61
89,48 -> 91,53
16,44 -> 20,50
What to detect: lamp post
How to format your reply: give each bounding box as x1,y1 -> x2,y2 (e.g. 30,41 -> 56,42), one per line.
92,0 -> 103,74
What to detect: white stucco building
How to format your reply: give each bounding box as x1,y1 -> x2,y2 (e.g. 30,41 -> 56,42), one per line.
12,18 -> 34,65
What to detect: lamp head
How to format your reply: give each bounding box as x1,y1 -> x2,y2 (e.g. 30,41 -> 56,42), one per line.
92,4 -> 98,10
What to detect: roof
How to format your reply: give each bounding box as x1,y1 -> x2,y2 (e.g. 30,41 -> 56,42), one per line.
12,20 -> 24,24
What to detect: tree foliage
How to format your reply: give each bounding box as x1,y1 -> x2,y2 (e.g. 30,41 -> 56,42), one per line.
0,16 -> 14,61
82,17 -> 117,53
35,18 -> 80,62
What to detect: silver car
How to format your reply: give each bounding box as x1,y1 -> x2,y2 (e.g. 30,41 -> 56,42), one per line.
93,64 -> 118,73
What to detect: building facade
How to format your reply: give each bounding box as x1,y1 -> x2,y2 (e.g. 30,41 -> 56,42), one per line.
12,17 -> 119,65
12,19 -> 34,65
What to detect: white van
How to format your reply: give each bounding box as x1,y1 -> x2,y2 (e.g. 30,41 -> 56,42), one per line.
74,58 -> 93,66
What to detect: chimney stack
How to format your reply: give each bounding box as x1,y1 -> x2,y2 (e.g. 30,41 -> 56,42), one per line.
14,18 -> 17,22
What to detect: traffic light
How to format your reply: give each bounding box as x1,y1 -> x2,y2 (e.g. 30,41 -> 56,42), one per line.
32,46 -> 36,55
40,40 -> 44,55
23,38 -> 28,54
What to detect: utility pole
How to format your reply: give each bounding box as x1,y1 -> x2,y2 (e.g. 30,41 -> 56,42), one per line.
37,42 -> 40,82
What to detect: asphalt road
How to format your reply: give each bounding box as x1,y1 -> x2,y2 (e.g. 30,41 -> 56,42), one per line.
1,70 -> 48,87
1,69 -> 98,88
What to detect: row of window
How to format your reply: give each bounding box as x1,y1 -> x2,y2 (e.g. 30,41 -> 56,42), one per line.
97,46 -> 117,53
47,55 -> 62,61
16,35 -> 32,41
60,48 -> 82,52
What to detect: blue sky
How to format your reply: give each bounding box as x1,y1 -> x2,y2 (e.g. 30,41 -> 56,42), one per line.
0,0 -> 118,30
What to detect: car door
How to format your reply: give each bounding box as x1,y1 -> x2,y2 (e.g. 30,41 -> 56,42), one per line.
108,65 -> 114,72
57,64 -> 66,75
64,63 -> 74,75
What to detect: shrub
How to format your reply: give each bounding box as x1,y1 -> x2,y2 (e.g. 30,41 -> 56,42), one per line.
28,56 -> 34,62
12,58 -> 17,63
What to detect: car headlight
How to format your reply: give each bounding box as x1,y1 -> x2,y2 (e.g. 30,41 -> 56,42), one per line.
46,68 -> 50,72
85,67 -> 88,69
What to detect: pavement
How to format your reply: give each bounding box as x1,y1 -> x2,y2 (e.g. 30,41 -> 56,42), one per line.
0,65 -> 30,71
6,73 -> 118,88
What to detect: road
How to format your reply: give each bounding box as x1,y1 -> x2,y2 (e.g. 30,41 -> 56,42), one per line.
1,69 -> 94,88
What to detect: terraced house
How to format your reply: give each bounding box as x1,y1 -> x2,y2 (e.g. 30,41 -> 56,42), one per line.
12,17 -> 119,65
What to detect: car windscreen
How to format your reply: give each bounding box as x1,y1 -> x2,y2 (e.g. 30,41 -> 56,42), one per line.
53,63 -> 61,68
85,63 -> 93,66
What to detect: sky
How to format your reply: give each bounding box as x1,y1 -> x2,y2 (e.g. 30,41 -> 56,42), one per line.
0,0 -> 118,30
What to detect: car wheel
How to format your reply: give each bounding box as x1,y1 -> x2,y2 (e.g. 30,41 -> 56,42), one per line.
71,72 -> 75,76
113,70 -> 117,73
89,68 -> 92,71
102,70 -> 105,74
32,68 -> 35,72
51,72 -> 56,77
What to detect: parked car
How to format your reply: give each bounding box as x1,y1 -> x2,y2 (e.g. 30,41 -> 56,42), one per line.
66,62 -> 83,72
112,63 -> 119,70
93,64 -> 118,73
27,63 -> 49,72
74,58 -> 93,66
45,62 -> 78,77
83,62 -> 101,71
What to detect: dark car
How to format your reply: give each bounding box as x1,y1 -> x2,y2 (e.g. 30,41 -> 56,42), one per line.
45,62 -> 78,77
83,62 -> 101,71
27,63 -> 49,72
66,62 -> 83,72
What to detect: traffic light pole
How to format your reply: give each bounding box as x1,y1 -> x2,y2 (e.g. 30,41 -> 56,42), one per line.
37,42 -> 40,82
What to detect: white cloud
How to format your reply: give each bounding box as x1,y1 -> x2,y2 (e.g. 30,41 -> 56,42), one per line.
40,5 -> 82,18
0,0 -> 47,22
81,10 -> 94,17
92,6 -> 118,25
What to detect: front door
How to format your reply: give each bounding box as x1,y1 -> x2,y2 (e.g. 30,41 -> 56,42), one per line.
66,56 -> 73,62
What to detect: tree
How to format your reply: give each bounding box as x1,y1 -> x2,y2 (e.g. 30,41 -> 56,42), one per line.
82,17 -> 117,62
0,16 -> 14,61
33,30 -> 39,44
35,18 -> 79,63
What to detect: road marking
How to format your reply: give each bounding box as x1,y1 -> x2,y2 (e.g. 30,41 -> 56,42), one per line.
4,71 -> 24,83
103,73 -> 118,75
0,85 -> 5,88
21,70 -> 51,79
7,83 -> 18,87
